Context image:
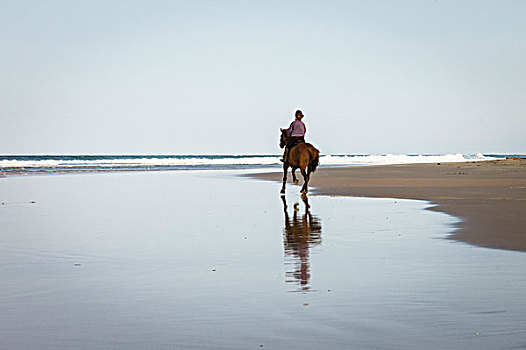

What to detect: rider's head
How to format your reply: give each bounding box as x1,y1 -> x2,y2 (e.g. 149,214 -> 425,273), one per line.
295,110 -> 304,119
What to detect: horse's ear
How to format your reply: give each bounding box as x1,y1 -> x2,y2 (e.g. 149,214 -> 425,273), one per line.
280,128 -> 283,131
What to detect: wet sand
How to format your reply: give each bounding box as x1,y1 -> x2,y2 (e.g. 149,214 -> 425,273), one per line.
2,170 -> 526,348
251,158 -> 526,252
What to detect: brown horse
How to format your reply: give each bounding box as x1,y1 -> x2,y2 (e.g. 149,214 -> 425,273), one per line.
279,129 -> 320,194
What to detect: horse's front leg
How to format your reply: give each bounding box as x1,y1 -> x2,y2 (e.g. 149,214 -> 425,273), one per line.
281,164 -> 289,194
301,193 -> 310,210
300,167 -> 310,194
292,168 -> 299,185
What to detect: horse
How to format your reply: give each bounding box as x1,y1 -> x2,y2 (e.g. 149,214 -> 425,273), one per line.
279,128 -> 320,194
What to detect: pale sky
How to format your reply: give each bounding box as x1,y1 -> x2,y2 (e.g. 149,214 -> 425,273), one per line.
1,0 -> 525,155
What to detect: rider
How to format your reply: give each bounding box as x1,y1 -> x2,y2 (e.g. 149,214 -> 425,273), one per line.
282,109 -> 306,163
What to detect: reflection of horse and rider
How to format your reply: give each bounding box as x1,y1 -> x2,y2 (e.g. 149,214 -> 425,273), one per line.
279,109 -> 322,291
280,110 -> 320,194
281,194 -> 322,292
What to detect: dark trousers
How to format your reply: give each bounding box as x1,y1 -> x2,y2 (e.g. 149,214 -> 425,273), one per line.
287,136 -> 305,150
283,136 -> 305,162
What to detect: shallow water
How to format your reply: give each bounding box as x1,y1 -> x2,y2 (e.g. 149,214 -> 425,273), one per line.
0,171 -> 525,349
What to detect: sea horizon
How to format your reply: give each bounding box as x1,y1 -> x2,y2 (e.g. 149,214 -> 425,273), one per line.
1,153 -> 523,176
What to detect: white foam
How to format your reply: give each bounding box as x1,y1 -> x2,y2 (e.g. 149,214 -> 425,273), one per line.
0,153 -> 501,170
0,157 -> 283,168
319,153 -> 495,166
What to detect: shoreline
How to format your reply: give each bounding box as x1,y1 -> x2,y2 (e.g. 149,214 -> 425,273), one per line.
248,158 -> 526,252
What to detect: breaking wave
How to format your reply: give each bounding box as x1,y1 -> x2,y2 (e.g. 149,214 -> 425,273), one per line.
0,153 -> 507,174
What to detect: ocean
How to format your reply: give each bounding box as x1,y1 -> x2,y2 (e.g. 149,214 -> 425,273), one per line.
0,153 -> 518,175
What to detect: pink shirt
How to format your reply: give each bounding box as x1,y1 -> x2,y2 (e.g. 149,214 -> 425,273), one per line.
288,119 -> 306,137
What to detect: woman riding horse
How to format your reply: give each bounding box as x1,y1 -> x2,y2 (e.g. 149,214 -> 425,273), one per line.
279,110 -> 319,194
281,110 -> 306,163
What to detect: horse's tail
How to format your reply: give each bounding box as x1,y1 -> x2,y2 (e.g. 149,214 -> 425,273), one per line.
308,145 -> 320,173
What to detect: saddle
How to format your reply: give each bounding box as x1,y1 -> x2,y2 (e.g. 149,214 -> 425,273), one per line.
288,138 -> 305,148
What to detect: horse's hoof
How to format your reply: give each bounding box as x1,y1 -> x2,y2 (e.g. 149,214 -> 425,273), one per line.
280,189 -> 285,194
293,180 -> 299,185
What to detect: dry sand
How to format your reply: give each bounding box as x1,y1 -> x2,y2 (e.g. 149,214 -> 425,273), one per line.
251,158 -> 526,252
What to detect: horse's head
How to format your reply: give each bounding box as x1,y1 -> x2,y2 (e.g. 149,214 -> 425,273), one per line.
279,128 -> 289,149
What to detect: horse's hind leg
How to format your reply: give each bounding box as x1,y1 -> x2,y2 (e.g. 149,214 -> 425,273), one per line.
300,167 -> 310,194
292,168 -> 299,185
281,164 -> 289,194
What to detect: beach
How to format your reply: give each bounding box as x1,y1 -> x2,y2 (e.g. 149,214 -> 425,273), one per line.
1,166 -> 526,348
2,0 -> 525,347
251,158 -> 526,252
